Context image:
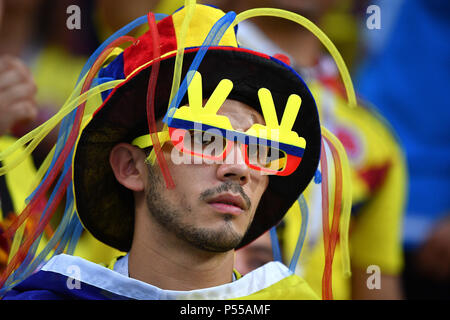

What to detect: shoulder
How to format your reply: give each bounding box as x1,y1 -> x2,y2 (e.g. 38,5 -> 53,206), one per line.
1,254 -> 130,300
238,273 -> 320,300
233,262 -> 320,300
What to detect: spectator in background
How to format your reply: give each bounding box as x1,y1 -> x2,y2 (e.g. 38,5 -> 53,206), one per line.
0,0 -> 97,167
0,0 -> 40,272
356,0 -> 450,299
0,0 -> 122,266
218,0 -> 407,299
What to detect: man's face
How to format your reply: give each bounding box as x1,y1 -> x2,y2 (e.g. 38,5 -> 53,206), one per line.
144,99 -> 269,252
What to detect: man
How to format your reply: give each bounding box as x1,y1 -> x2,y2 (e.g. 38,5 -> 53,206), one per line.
224,0 -> 407,299
0,4 -> 339,300
357,0 -> 450,299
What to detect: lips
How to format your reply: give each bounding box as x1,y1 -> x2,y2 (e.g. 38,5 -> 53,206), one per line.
207,193 -> 248,215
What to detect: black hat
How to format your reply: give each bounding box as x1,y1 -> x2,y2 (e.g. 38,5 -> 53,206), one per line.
73,5 -> 321,252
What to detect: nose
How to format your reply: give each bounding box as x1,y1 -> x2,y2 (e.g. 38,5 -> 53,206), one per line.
216,142 -> 250,185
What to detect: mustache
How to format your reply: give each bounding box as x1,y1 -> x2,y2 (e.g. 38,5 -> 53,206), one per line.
199,181 -> 252,211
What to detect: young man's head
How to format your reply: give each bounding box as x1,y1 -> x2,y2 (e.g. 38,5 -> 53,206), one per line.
72,4 -> 321,255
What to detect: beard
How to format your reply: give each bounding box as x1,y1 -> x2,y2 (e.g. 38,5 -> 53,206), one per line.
145,164 -> 252,252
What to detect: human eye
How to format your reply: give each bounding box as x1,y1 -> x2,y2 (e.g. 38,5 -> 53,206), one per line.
202,131 -> 217,146
188,130 -> 222,150
247,144 -> 268,164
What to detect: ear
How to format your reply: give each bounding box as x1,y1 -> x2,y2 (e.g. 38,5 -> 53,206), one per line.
109,143 -> 146,192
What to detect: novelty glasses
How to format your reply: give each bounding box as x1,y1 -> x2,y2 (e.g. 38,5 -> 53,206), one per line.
132,71 -> 306,176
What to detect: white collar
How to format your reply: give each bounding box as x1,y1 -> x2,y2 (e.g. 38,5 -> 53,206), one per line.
42,254 -> 292,300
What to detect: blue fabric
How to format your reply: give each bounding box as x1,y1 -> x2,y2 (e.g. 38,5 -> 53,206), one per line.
356,0 -> 450,249
2,270 -> 130,300
98,53 -> 126,101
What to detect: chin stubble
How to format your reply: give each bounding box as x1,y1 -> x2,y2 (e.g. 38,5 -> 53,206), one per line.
144,165 -> 252,252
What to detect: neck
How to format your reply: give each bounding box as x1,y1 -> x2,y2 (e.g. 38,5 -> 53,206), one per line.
128,198 -> 235,291
253,17 -> 321,68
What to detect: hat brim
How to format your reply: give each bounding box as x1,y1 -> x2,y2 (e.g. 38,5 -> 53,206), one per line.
73,47 -> 321,252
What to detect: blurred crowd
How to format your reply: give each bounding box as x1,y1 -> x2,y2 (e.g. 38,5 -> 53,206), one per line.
0,0 -> 448,300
